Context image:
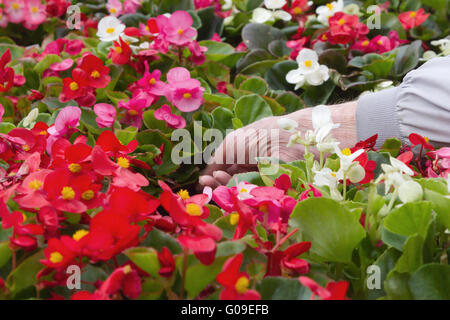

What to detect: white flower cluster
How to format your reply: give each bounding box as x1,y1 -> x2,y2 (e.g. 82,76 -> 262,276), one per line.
423,38 -> 450,61
286,49 -> 330,89
252,0 -> 292,24
315,0 -> 344,25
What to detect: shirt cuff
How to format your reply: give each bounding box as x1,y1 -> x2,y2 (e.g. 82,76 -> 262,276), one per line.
356,87 -> 401,148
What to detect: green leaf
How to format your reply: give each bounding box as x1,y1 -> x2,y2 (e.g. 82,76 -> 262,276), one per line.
384,201 -> 433,239
289,198 -> 366,263
275,92 -> 305,113
6,251 -> 44,297
124,247 -> 161,278
409,264 -> 450,300
380,138 -> 402,157
33,54 -> 62,75
216,241 -> 246,257
212,106 -> 234,135
234,94 -> 273,125
265,60 -> 297,91
0,241 -> 11,269
424,189 -> 450,229
381,225 -> 408,252
199,40 -> 235,62
185,257 -> 226,298
368,248 -> 402,300
393,41 -> 422,76
241,23 -> 286,51
302,80 -> 336,107
257,277 -> 312,300
115,127 -> 137,146
393,234 -> 424,274
239,77 -> 268,95
0,122 -> 15,134
143,229 -> 182,254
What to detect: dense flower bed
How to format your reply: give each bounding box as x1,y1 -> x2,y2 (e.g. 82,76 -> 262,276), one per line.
0,0 -> 448,300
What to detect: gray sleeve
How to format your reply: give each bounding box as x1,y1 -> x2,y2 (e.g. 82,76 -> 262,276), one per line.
356,56 -> 450,148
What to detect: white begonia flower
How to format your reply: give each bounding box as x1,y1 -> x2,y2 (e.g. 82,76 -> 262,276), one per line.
398,180 -> 423,203
277,118 -> 298,132
334,146 -> 366,183
97,15 -> 126,42
22,108 -> 39,128
286,49 -> 330,89
313,167 -> 342,200
222,0 -> 233,10
316,0 -> 344,25
380,156 -> 415,193
431,38 -> 450,56
251,0 -> 291,24
422,50 -> 437,61
285,105 -> 339,153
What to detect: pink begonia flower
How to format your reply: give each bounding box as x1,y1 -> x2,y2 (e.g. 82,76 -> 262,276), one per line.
65,39 -> 85,55
49,59 -> 74,72
43,38 -> 68,56
188,40 -> 208,65
163,11 -> 197,46
139,22 -> 152,36
0,104 -> 4,123
107,0 -> 123,16
13,74 -> 26,86
94,103 -> 116,128
154,104 -> 186,129
136,61 -> 167,96
123,0 -> 142,14
166,67 -> 204,112
48,106 -> 81,137
211,33 -> 222,42
194,0 -> 214,9
0,9 -> 9,28
42,69 -> 59,78
24,0 -> 46,30
118,97 -> 147,128
5,0 -> 26,24
46,106 -> 81,154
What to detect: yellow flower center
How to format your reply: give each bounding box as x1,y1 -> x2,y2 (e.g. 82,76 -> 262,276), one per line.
82,190 -> 95,201
61,186 -> 75,200
115,46 -> 123,54
186,203 -> 202,216
22,144 -> 30,151
117,157 -> 130,168
68,163 -> 82,173
410,11 -> 417,18
106,27 -> 115,34
39,130 -> 47,135
338,18 -> 346,25
123,265 -> 132,274
331,172 -> 337,177
22,213 -> 27,222
424,136 -> 429,143
128,109 -> 138,116
304,60 -> 312,68
259,205 -> 268,213
12,3 -> 20,10
50,252 -> 63,263
149,78 -> 156,85
109,7 -> 117,14
69,81 -> 79,91
362,40 -> 369,46
31,6 -> 38,13
240,188 -> 248,193
28,179 -> 43,190
177,189 -> 190,200
91,70 -> 100,78
377,40 -> 383,45
183,92 -> 192,99
293,7 -> 302,15
73,229 -> 89,241
342,148 -> 352,156
177,29 -> 184,35
326,3 -> 334,10
235,276 -> 249,295
229,213 -> 239,225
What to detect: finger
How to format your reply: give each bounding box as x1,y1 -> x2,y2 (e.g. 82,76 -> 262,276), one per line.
212,170 -> 232,185
226,163 -> 258,175
198,175 -> 220,189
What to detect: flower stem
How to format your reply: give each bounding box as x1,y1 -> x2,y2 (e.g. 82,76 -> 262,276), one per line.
180,249 -> 188,300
